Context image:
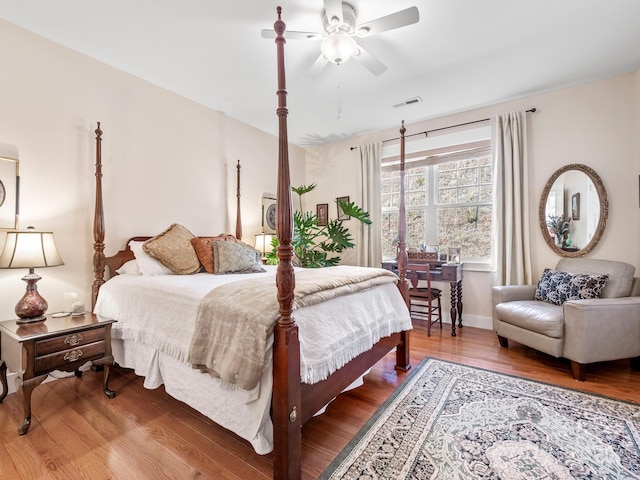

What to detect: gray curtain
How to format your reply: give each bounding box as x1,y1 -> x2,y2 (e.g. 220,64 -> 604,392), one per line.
356,142 -> 382,267
492,111 -> 532,285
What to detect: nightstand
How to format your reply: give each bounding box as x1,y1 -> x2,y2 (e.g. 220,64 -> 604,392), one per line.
0,313 -> 116,435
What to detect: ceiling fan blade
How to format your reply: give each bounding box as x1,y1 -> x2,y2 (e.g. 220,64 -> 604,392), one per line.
261,29 -> 323,40
353,46 -> 387,76
323,0 -> 343,27
309,54 -> 329,75
355,6 -> 419,36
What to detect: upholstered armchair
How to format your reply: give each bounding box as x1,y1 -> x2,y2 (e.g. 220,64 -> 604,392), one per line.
492,258 -> 640,380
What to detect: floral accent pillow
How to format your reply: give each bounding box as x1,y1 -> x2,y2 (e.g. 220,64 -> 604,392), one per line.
535,268 -> 609,306
213,240 -> 265,274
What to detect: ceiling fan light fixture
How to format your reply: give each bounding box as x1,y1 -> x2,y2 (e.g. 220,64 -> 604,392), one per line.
321,33 -> 358,65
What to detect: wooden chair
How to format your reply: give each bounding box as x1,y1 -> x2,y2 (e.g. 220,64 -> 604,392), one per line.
407,262 -> 442,336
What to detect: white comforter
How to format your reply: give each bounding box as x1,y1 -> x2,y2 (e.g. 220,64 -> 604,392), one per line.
93,265 -> 411,453
94,265 -> 411,384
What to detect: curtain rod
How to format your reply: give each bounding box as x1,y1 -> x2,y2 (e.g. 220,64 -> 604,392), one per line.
350,108 -> 536,150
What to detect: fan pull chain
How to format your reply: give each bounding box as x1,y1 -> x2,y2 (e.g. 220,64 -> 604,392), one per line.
337,79 -> 342,119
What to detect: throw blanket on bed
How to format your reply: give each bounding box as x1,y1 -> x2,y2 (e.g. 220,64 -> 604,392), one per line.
188,266 -> 398,390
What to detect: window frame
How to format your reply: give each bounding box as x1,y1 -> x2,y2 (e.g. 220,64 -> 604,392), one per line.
380,133 -> 493,268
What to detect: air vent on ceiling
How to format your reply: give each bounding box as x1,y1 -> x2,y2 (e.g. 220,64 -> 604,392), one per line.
393,96 -> 423,108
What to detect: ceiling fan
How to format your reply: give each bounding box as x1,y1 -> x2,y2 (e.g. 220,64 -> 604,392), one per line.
261,1 -> 419,76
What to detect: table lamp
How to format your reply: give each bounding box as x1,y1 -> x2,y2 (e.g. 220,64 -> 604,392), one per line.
254,232 -> 274,262
0,226 -> 64,323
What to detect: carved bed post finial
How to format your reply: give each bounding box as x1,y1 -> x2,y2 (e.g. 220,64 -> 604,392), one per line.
272,7 -> 302,480
236,160 -> 242,241
92,122 -> 106,310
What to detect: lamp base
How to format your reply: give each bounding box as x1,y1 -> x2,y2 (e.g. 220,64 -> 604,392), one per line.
15,272 -> 48,321
16,316 -> 46,325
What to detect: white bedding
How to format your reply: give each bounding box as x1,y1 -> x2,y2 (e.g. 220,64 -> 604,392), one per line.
94,265 -> 411,453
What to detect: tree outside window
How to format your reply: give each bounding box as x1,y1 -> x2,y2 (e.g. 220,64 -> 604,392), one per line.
381,149 -> 493,262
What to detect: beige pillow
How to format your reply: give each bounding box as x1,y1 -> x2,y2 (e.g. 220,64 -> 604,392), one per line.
190,234 -> 238,274
143,224 -> 201,275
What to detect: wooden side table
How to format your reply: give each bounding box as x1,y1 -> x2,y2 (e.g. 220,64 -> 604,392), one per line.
0,313 -> 116,435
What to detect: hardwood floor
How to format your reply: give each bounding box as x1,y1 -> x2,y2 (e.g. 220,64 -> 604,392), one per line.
1,322 -> 638,479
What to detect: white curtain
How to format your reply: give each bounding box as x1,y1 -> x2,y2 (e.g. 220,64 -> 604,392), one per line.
356,142 -> 382,267
492,111 -> 532,286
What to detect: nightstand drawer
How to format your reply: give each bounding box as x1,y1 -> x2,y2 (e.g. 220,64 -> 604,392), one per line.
35,340 -> 106,374
35,326 -> 107,357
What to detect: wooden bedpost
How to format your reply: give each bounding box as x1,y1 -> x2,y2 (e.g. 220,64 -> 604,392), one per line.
236,159 -> 242,241
272,7 -> 302,480
395,121 -> 411,371
92,122 -> 106,311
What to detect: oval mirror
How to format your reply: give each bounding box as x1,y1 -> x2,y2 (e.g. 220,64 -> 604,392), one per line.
538,164 -> 608,257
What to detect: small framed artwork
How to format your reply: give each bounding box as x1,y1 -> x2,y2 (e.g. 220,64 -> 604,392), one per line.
262,194 -> 277,234
336,196 -> 350,221
448,246 -> 461,264
316,203 -> 329,226
571,193 -> 580,220
0,156 -> 19,230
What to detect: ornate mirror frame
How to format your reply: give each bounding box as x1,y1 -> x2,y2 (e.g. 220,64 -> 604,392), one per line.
538,163 -> 608,257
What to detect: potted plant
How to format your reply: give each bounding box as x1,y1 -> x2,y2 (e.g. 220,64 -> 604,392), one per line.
546,214 -> 571,246
266,184 -> 371,267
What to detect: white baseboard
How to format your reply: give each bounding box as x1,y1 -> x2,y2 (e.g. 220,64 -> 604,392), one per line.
3,364 -> 90,396
6,371 -> 16,395
440,313 -> 492,330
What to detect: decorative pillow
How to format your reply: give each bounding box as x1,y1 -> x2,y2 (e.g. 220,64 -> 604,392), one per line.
143,223 -> 201,275
115,259 -> 141,276
535,268 -> 609,306
213,240 -> 265,274
190,234 -> 238,274
129,241 -> 173,276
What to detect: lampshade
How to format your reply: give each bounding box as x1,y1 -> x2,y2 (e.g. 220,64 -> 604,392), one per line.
0,227 -> 64,322
0,228 -> 64,269
254,233 -> 274,257
321,33 -> 358,65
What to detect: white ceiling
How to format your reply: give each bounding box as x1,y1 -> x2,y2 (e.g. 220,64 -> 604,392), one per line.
1,0 -> 640,146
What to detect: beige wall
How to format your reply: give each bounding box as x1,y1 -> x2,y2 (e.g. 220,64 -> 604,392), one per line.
0,20 -> 305,319
306,71 -> 640,329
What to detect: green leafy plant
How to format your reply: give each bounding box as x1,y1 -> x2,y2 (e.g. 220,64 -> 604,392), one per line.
546,214 -> 571,237
266,184 -> 372,268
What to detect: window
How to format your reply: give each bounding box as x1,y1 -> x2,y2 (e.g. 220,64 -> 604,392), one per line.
380,127 -> 492,263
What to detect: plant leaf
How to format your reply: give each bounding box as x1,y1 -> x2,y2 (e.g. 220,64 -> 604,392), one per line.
336,199 -> 372,225
291,184 -> 316,196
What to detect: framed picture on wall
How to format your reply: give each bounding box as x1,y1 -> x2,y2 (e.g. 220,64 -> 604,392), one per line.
316,203 -> 329,226
336,196 -> 350,221
262,194 -> 277,234
0,156 -> 19,230
571,193 -> 580,220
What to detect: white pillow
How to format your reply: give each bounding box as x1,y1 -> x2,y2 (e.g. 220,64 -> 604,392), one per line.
129,241 -> 173,276
115,259 -> 142,276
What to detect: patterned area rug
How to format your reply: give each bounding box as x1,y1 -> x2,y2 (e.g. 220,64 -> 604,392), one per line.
319,358 -> 640,479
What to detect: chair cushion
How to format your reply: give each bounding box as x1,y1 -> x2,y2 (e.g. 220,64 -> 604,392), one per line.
555,258 -> 635,298
495,300 -> 564,338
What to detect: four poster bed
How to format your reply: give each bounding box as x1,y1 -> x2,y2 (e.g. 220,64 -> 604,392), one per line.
91,8 -> 412,480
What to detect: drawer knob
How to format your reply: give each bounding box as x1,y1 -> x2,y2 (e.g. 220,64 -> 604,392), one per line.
65,334 -> 83,347
64,350 -> 83,362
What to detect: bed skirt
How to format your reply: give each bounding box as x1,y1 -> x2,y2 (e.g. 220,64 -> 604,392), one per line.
112,338 -> 275,454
